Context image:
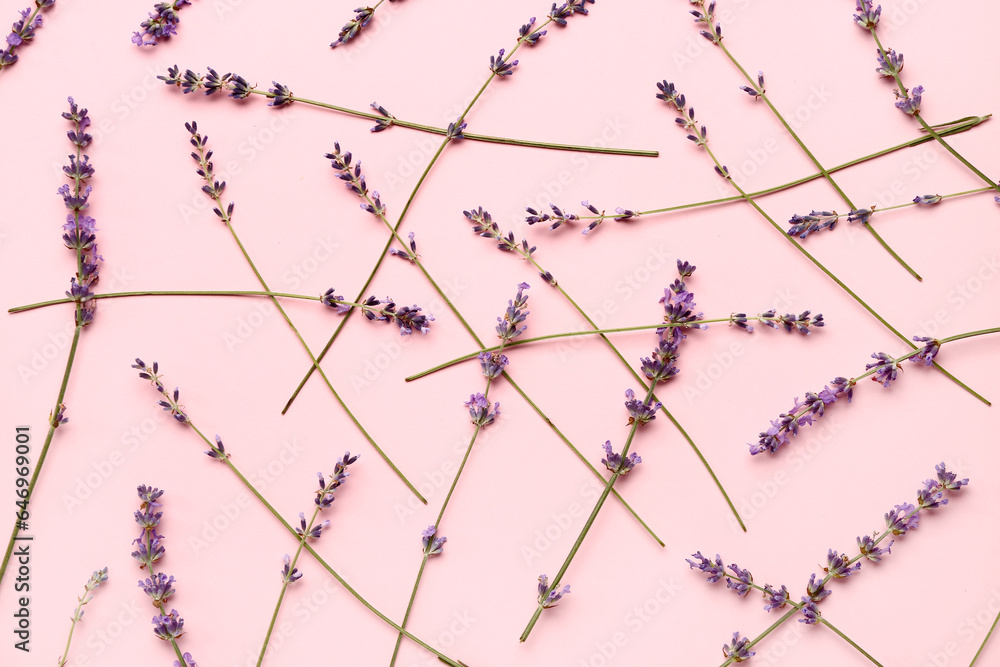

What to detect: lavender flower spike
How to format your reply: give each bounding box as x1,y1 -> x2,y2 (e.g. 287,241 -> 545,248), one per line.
330,6 -> 375,48
895,85 -> 923,116
132,1 -> 191,47
722,632 -> 755,662
865,352 -> 902,387
496,283 -> 530,341
537,574 -> 570,608
489,48 -> 519,77
465,393 -> 500,427
601,440 -> 641,476
0,1 -> 54,71
421,525 -> 447,556
854,0 -> 881,28
624,388 -> 660,426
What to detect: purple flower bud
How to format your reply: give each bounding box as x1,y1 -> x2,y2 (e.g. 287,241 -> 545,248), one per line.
537,574 -> 570,608
421,525 -> 447,556
722,632 -> 755,662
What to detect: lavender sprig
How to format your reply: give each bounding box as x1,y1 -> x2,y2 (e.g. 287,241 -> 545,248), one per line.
132,486 -> 193,667
132,1 -> 191,46
691,464 -> 967,666
321,290 -> 432,335
749,327 -> 1000,455
257,454 -> 358,666
57,568 -> 109,667
0,1 -> 54,72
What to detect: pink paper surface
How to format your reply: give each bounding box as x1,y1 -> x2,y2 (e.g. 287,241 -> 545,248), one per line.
2,1 -> 999,666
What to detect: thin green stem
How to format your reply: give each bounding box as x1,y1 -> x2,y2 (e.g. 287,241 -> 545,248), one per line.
57,572 -> 105,667
169,639 -> 188,665
971,607 -> 1000,666
9,289 -> 323,313
695,137 -> 989,405
520,385 -> 657,642
719,608 -> 799,667
0,324 -> 81,591
869,30 -> 1000,194
179,423 -> 464,666
240,90 -> 657,157
389,555 -> 430,666
713,36 -> 921,280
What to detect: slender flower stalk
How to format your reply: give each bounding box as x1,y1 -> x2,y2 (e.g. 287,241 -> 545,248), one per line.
131,0 -> 191,46
464,208 -> 751,530
132,486 -> 194,666
685,0 -> 920,279
182,121 -> 426,502
408,311 -> 824,380
57,568 -> 109,667
0,1 -> 54,72
971,607 -> 1000,666
0,97 -> 100,590
130,360 -> 467,667
157,62 -> 655,157
692,463 -> 968,666
388,284 -> 528,666
655,80 -> 990,406
749,327 -> 1000,455
856,2 -> 1000,195
257,453 -> 357,666
525,114 -> 989,234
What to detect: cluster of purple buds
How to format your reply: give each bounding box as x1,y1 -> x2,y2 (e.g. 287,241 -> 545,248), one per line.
131,485 -> 166,570
185,121 -> 234,222
580,201 -> 638,236
49,402 -> 67,428
159,66 -> 254,100
913,194 -> 942,205
641,261 -> 702,383
60,98 -> 101,326
132,359 -> 191,424
369,102 -> 395,132
446,121 -> 467,140
421,525 -> 447,556
489,48 -> 519,77
330,6 -> 375,48
518,16 -> 547,45
322,291 -> 432,335
548,0 -> 593,26
465,393 -> 501,427
894,85 -> 923,116
525,203 -> 579,230
865,352 -> 901,387
315,452 -> 358,509
910,336 -> 940,366
537,574 -> 570,608
847,207 -> 874,225
601,440 -> 642,476
624,388 -> 661,426
132,1 -> 190,46
295,512 -> 330,541
787,209 -> 839,239
268,82 -> 293,107
281,554 -> 302,584
759,310 -> 824,335
152,610 -> 185,641
463,207 -> 557,285
748,376 -> 856,454
496,283 -> 530,342
205,435 -> 228,461
875,48 -> 903,77
478,351 -> 509,379
1,1 -> 53,69
854,0 -> 881,29
722,632 -> 754,662
689,0 -> 723,44
739,70 -> 765,99
389,232 -> 417,261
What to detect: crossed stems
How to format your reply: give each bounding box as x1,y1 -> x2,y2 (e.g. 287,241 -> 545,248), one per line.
520,383 -> 658,642
866,29 -> 1000,196
408,314 -> 810,380
689,0 -> 919,280
188,128 -> 427,503
144,391 -> 467,667
670,102 -> 990,406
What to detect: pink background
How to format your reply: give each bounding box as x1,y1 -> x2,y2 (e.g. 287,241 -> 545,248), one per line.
2,1 -> 999,665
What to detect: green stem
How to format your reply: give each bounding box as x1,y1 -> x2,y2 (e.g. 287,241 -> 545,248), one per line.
180,423 -> 463,666
719,608 -> 799,667
242,91 -> 657,157
520,385 -> 657,642
714,37 -> 921,280
389,554 -> 430,666
9,290 -> 323,313
695,138 -> 989,406
869,30 -> 1000,194
169,639 -> 188,665
971,607 -> 1000,666
0,324 -> 81,591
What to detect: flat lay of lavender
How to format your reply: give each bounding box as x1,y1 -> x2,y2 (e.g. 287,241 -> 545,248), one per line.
1,1 -> 998,665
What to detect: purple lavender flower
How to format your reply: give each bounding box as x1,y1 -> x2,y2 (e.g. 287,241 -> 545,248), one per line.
137,485 -> 164,507
805,573 -> 831,603
726,563 -> 753,597
857,535 -> 892,562
421,525 -> 447,556
895,85 -> 923,116
369,102 -> 395,132
524,202 -> 579,230
321,288 -> 351,314
824,550 -> 861,579
389,231 -> 417,261
601,440 -> 641,476
330,6 -> 374,48
49,402 -> 68,428
885,502 -> 918,535
911,336 -> 940,366
294,512 -> 330,540
799,598 -> 821,625
465,393 -> 500,427
0,2 -> 53,71
489,48 -> 519,77
537,574 -> 570,608
446,121 -> 467,140
478,351 -> 509,379
913,194 -> 942,205
133,1 -> 191,47
139,573 -> 176,608
496,283 -> 530,341
548,0 -> 593,27
131,486 -> 166,570
463,207 -> 542,265
762,584 -> 788,612
315,452 -> 356,510
281,554 -> 303,584
152,610 -> 185,640
847,207 -> 874,225
722,632 -> 755,662
854,0 -> 881,28
518,16 -> 546,45
758,310 -> 825,334
624,388 -> 660,426
690,0 -> 723,44
268,82 -> 293,107
687,551 -> 726,583
204,434 -> 228,461
173,653 -> 197,667
739,70 -> 765,99
935,462 -> 969,491
865,352 -> 902,388
787,209 -> 839,238
876,48 -> 904,77
640,335 -> 680,383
